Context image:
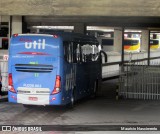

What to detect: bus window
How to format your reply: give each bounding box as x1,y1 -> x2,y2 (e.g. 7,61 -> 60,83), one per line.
81,44 -> 92,62
92,45 -> 99,61
76,44 -> 81,62
81,44 -> 99,63
64,42 -> 79,63
64,42 -> 73,63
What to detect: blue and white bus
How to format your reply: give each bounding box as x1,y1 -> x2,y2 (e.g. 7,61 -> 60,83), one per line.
8,33 -> 103,107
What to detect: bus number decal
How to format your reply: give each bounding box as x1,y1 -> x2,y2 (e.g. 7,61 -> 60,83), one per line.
25,39 -> 46,49
23,83 -> 42,88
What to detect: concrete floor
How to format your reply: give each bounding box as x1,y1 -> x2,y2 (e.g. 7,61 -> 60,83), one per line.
1,79 -> 160,133
1,98 -> 160,125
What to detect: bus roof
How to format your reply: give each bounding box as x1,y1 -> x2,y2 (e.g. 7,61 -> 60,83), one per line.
14,32 -> 99,45
40,32 -> 99,44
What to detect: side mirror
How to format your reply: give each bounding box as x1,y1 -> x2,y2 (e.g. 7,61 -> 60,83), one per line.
100,50 -> 107,63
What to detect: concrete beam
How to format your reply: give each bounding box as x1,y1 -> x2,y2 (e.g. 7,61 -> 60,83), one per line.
74,23 -> 86,34
25,16 -> 160,29
11,16 -> 22,34
0,0 -> 160,16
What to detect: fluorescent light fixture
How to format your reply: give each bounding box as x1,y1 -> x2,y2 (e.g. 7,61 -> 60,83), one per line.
32,26 -> 114,32
32,26 -> 74,30
87,26 -> 114,32
125,30 -> 142,33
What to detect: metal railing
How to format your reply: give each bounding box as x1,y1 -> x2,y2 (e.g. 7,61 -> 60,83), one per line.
119,54 -> 160,100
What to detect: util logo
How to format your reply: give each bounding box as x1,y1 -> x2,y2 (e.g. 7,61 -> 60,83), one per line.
25,39 -> 46,49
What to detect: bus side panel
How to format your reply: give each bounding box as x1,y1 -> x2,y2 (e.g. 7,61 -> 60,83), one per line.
62,62 -> 77,105
49,93 -> 63,105
62,54 -> 101,104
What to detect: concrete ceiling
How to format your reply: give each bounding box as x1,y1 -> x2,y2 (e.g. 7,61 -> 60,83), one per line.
1,0 -> 160,16
0,0 -> 160,29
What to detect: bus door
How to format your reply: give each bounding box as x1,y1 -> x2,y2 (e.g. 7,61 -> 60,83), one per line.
64,42 -> 89,99
80,44 -> 99,96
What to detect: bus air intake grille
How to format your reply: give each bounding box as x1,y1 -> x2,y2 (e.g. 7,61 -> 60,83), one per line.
15,64 -> 53,73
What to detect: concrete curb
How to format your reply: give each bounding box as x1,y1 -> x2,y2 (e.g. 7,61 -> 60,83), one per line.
0,95 -> 8,102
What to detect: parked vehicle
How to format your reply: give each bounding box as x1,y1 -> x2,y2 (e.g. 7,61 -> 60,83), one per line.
8,33 -> 104,107
150,39 -> 160,50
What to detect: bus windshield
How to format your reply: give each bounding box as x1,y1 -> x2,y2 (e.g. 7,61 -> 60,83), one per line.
150,40 -> 159,46
124,39 -> 139,46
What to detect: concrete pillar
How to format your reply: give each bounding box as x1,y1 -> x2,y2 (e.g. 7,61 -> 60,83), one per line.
114,28 -> 123,52
11,16 -> 22,35
74,23 -> 86,34
141,30 -> 149,51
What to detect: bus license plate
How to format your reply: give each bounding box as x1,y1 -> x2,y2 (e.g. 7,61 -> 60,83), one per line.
28,97 -> 38,101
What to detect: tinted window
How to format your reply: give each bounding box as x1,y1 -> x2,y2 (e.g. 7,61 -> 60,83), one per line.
64,41 -> 99,63
150,40 -> 159,45
64,42 -> 78,63
81,44 -> 99,63
124,39 -> 139,46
